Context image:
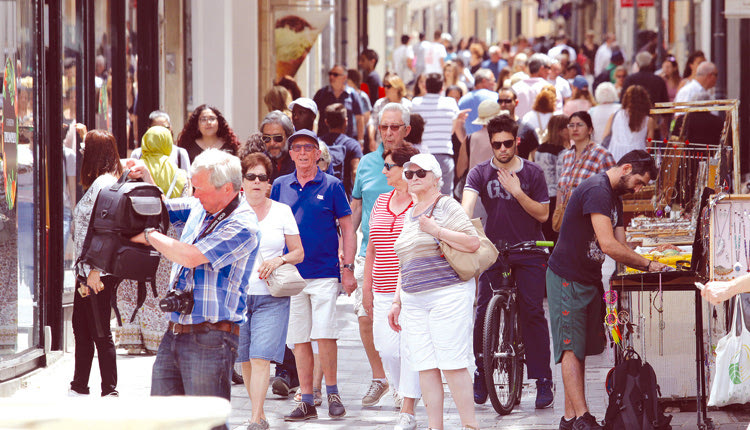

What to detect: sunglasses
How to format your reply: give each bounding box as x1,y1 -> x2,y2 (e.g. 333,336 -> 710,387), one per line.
404,169 -> 429,179
244,173 -> 269,182
497,98 -> 514,104
490,139 -> 515,149
328,72 -> 344,77
261,134 -> 284,143
379,124 -> 405,132
291,143 -> 317,152
384,162 -> 398,170
384,83 -> 393,89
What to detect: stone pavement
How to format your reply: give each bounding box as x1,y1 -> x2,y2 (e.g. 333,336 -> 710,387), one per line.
8,295 -> 749,429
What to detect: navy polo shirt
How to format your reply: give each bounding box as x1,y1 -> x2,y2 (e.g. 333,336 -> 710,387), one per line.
313,85 -> 363,138
271,168 -> 352,280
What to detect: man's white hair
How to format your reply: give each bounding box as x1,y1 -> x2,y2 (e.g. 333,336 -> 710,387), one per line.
190,148 -> 243,192
379,102 -> 411,125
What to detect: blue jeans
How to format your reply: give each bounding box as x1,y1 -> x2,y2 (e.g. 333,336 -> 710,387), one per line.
473,253 -> 552,380
151,328 -> 239,429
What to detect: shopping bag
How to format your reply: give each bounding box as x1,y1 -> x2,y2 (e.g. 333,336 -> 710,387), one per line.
708,295 -> 750,406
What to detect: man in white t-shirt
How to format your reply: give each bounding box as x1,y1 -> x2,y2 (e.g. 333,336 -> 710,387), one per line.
594,33 -> 616,76
674,61 -> 717,107
392,34 -> 415,84
548,58 -> 571,113
512,53 -> 552,119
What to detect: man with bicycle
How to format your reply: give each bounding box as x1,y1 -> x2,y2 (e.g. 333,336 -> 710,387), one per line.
546,150 -> 667,430
461,114 -> 554,409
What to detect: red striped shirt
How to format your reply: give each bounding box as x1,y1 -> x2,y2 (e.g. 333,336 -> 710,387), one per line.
369,190 -> 413,293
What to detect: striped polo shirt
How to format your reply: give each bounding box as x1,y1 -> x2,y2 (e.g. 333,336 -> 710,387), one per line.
410,93 -> 459,155
369,190 -> 413,294
394,196 -> 477,294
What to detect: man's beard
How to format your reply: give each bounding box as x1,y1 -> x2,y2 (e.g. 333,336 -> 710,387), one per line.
614,174 -> 635,195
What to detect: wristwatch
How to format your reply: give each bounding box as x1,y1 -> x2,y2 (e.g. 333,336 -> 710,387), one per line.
342,263 -> 355,272
144,227 -> 156,246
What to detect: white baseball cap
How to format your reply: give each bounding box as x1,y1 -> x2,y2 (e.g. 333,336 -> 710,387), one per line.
288,97 -> 318,116
403,153 -> 442,178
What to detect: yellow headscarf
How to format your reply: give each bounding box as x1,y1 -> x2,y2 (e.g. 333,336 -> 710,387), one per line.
141,126 -> 187,199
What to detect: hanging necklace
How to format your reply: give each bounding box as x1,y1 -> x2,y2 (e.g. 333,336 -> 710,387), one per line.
715,207 -> 729,257
734,207 -> 743,272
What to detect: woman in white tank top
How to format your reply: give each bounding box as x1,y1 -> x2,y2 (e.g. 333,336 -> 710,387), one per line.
603,84 -> 657,162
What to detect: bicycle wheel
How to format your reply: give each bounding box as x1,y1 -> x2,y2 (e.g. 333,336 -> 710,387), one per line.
483,294 -> 520,414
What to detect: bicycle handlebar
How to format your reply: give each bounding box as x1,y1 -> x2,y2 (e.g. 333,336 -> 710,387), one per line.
495,240 -> 554,252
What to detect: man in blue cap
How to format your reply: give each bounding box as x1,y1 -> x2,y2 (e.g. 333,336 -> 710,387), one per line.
271,129 -> 357,421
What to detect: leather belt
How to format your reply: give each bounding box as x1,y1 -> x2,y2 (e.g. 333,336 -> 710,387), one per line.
168,321 -> 240,336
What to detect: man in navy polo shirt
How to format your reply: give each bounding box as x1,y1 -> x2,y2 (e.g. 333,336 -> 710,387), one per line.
271,129 -> 357,421
460,114 -> 555,410
314,64 -> 365,141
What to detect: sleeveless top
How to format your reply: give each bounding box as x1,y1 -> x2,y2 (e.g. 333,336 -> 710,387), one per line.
609,110 -> 647,162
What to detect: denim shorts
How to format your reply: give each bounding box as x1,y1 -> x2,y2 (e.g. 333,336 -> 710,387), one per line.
237,294 -> 290,363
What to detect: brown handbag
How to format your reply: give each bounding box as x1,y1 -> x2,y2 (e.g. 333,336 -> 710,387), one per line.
428,195 -> 499,281
551,194 -> 568,232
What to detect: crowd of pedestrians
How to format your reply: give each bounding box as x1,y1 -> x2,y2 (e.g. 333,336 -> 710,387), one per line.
67,28 -> 726,430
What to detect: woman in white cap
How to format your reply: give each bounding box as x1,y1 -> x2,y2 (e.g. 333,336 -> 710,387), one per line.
388,153 -> 480,430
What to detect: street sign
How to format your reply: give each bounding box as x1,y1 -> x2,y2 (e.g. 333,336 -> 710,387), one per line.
620,0 -> 655,6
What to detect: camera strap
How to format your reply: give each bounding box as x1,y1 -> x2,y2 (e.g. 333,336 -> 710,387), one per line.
171,194 -> 242,293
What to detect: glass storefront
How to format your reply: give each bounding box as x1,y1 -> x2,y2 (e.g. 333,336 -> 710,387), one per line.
0,0 -> 40,358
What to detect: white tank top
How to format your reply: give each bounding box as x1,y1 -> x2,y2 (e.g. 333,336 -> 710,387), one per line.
609,110 -> 648,162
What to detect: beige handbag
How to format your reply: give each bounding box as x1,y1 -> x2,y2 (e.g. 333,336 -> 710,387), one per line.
259,253 -> 307,297
428,196 -> 499,281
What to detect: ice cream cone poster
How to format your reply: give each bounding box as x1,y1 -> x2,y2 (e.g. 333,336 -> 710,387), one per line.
274,10 -> 331,80
2,55 -> 18,210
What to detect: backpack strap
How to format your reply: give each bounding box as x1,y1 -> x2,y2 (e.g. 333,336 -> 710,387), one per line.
109,279 -> 124,327
130,280 -> 148,323
110,169 -> 131,191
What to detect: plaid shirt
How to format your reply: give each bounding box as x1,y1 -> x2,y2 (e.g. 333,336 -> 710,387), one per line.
166,197 -> 259,325
557,143 -> 616,199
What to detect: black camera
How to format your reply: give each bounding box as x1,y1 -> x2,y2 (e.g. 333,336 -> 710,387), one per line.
159,289 -> 194,314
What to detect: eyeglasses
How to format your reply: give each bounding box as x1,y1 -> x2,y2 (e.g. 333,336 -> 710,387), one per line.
328,71 -> 345,77
404,169 -> 429,179
290,143 -> 317,152
261,134 -> 284,143
244,173 -> 269,182
379,124 -> 405,132
199,116 -> 218,124
490,139 -> 515,149
384,162 -> 398,170
384,83 -> 393,89
567,122 -> 587,129
497,98 -> 514,104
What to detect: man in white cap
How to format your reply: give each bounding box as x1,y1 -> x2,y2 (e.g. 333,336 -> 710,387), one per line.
289,97 -> 319,133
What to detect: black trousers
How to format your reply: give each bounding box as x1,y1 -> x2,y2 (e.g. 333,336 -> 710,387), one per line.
70,276 -> 119,395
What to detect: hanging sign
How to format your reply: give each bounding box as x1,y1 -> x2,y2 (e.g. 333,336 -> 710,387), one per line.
2,55 -> 18,210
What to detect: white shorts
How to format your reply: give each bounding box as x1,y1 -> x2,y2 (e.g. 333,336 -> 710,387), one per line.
373,292 -> 421,398
401,279 -> 476,371
287,278 -> 339,344
352,255 -> 368,318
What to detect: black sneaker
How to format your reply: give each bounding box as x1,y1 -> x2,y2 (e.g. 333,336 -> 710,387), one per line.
572,412 -> 603,430
535,378 -> 554,409
283,402 -> 317,421
327,393 -> 346,418
559,416 -> 575,430
473,369 -> 488,404
272,372 -> 292,397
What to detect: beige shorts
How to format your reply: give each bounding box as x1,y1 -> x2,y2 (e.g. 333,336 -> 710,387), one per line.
352,255 -> 369,318
287,278 -> 339,344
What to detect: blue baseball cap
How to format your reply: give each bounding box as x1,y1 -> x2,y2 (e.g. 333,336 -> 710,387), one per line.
572,75 -> 589,90
287,128 -> 319,146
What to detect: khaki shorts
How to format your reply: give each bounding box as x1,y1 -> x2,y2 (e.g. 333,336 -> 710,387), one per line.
352,255 -> 369,318
546,268 -> 606,363
287,278 -> 340,344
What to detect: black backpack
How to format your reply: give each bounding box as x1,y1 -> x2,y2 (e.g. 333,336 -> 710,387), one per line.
76,170 -> 169,324
603,351 -> 673,430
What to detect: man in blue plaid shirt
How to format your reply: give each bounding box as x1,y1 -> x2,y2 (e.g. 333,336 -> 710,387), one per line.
130,149 -> 259,429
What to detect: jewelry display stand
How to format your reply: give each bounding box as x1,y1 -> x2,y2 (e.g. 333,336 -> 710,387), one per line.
709,195 -> 750,280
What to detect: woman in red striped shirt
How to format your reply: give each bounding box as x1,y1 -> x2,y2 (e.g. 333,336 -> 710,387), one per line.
362,144 -> 422,430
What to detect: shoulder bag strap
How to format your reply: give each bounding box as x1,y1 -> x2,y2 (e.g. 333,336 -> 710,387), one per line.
427,194 -> 446,218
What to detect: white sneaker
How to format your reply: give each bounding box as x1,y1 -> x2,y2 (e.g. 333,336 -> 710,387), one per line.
394,412 -> 416,430
67,389 -> 89,397
393,390 -> 403,409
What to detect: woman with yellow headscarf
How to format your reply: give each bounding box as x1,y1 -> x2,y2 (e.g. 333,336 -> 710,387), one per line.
115,126 -> 188,355
140,126 -> 188,199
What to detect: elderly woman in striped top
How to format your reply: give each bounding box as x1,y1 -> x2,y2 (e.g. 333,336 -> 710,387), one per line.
388,153 -> 480,430
362,144 -> 421,430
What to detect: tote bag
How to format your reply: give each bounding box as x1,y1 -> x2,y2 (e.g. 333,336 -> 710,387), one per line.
259,253 -> 307,297
708,294 -> 750,406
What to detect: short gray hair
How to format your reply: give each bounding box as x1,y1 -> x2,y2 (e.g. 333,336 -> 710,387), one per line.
149,110 -> 171,126
595,82 -> 619,104
473,68 -> 495,86
379,102 -> 410,125
635,51 -> 653,69
260,110 -> 294,138
190,148 -> 243,192
528,53 -> 550,74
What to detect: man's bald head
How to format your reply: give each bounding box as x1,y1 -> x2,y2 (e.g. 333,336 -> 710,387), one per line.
695,61 -> 718,90
695,61 -> 717,77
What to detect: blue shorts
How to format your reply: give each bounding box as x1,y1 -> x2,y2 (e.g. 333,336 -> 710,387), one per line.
237,294 -> 290,364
